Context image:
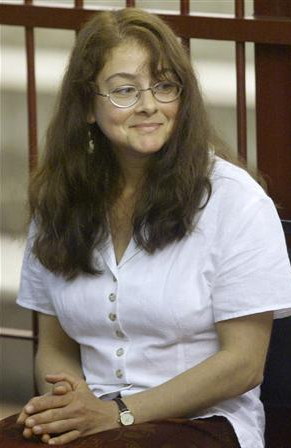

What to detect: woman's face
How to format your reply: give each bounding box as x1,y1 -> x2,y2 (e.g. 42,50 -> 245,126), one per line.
88,41 -> 180,160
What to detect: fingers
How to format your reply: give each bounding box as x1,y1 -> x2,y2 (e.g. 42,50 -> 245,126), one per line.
41,433 -> 51,443
25,406 -> 69,428
17,409 -> 29,424
51,381 -> 73,396
48,430 -> 81,445
29,417 -> 80,438
23,427 -> 33,439
45,373 -> 82,391
17,403 -> 51,442
22,426 -> 51,443
17,380 -> 73,443
24,392 -> 73,416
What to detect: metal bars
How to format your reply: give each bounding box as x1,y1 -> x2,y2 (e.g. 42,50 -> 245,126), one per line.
180,0 -> 190,50
25,0 -> 38,172
235,0 -> 247,160
24,0 -> 39,362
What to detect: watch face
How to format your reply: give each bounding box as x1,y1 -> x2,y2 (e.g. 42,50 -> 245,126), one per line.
120,411 -> 135,426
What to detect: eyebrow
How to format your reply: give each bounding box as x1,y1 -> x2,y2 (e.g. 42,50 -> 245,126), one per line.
105,73 -> 138,83
105,68 -> 175,84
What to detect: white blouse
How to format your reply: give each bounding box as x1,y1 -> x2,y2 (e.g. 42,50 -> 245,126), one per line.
17,158 -> 291,448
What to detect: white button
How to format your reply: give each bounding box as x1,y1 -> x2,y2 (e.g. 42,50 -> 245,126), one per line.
113,276 -> 117,282
116,369 -> 123,378
109,313 -> 117,321
116,348 -> 124,357
116,330 -> 125,338
109,293 -> 116,302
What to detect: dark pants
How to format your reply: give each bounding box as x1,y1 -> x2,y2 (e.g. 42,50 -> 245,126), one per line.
0,414 -> 241,447
86,416 -> 241,448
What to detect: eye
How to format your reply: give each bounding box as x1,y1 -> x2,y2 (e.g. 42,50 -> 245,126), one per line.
111,86 -> 137,97
154,81 -> 176,93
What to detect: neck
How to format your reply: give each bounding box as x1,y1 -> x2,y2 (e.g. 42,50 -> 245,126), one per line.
115,151 -> 150,196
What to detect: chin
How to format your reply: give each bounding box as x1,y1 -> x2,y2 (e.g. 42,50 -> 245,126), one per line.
135,146 -> 163,156
134,140 -> 166,154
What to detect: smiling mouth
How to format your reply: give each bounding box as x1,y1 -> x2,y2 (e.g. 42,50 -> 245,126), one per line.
132,123 -> 162,132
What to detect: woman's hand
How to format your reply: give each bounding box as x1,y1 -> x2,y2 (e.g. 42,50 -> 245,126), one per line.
17,375 -> 73,443
18,373 -> 118,445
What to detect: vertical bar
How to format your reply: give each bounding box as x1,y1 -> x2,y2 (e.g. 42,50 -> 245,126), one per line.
180,0 -> 190,15
25,0 -> 38,171
25,0 -> 38,393
235,0 -> 247,160
126,0 -> 136,6
74,0 -> 83,35
254,0 -> 291,222
180,0 -> 190,51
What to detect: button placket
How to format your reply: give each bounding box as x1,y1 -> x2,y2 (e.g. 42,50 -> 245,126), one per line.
116,329 -> 125,339
108,312 -> 117,322
114,346 -> 126,381
108,271 -> 129,384
109,292 -> 116,302
115,369 -> 123,379
116,347 -> 124,357
108,275 -> 118,323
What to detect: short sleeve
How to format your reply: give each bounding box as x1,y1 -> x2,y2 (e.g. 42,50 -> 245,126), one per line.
212,197 -> 291,322
16,223 -> 56,315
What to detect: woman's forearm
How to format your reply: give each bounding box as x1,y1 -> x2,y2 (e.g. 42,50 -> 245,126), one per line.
34,313 -> 84,395
35,345 -> 84,394
123,312 -> 272,424
123,348 -> 259,424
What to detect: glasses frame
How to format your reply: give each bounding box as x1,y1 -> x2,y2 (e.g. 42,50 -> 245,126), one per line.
95,81 -> 183,109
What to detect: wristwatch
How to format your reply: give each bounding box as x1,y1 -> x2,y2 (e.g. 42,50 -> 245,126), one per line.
113,397 -> 135,426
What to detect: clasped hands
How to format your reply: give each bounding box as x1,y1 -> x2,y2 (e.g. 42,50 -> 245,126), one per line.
17,373 -> 118,445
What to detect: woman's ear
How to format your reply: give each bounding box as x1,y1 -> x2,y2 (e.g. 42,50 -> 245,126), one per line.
87,99 -> 96,124
87,110 -> 96,124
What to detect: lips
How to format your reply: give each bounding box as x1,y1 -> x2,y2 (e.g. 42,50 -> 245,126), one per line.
131,123 -> 162,132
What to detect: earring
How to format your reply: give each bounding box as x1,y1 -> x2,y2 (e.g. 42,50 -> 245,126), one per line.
88,131 -> 94,154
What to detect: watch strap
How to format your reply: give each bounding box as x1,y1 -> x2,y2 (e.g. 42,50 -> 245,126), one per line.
113,397 -> 128,413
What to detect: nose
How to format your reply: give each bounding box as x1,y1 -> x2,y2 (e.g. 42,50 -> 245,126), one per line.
135,88 -> 158,114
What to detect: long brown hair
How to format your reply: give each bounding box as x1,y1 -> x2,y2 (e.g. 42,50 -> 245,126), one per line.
29,8 -> 216,279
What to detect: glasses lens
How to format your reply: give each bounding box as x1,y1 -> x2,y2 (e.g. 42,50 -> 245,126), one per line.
153,81 -> 182,103
110,86 -> 138,107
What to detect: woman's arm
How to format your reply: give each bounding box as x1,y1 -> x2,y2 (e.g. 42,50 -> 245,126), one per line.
35,312 -> 84,394
123,311 -> 273,423
17,312 -> 85,442
19,311 -> 273,445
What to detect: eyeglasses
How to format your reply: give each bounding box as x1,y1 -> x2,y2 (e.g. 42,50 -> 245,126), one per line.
95,80 -> 183,108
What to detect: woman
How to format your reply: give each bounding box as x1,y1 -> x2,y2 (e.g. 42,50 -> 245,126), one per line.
16,8 -> 291,447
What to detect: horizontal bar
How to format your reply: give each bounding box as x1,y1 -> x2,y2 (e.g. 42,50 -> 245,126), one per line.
162,13 -> 291,45
1,4 -> 291,45
0,327 -> 35,340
